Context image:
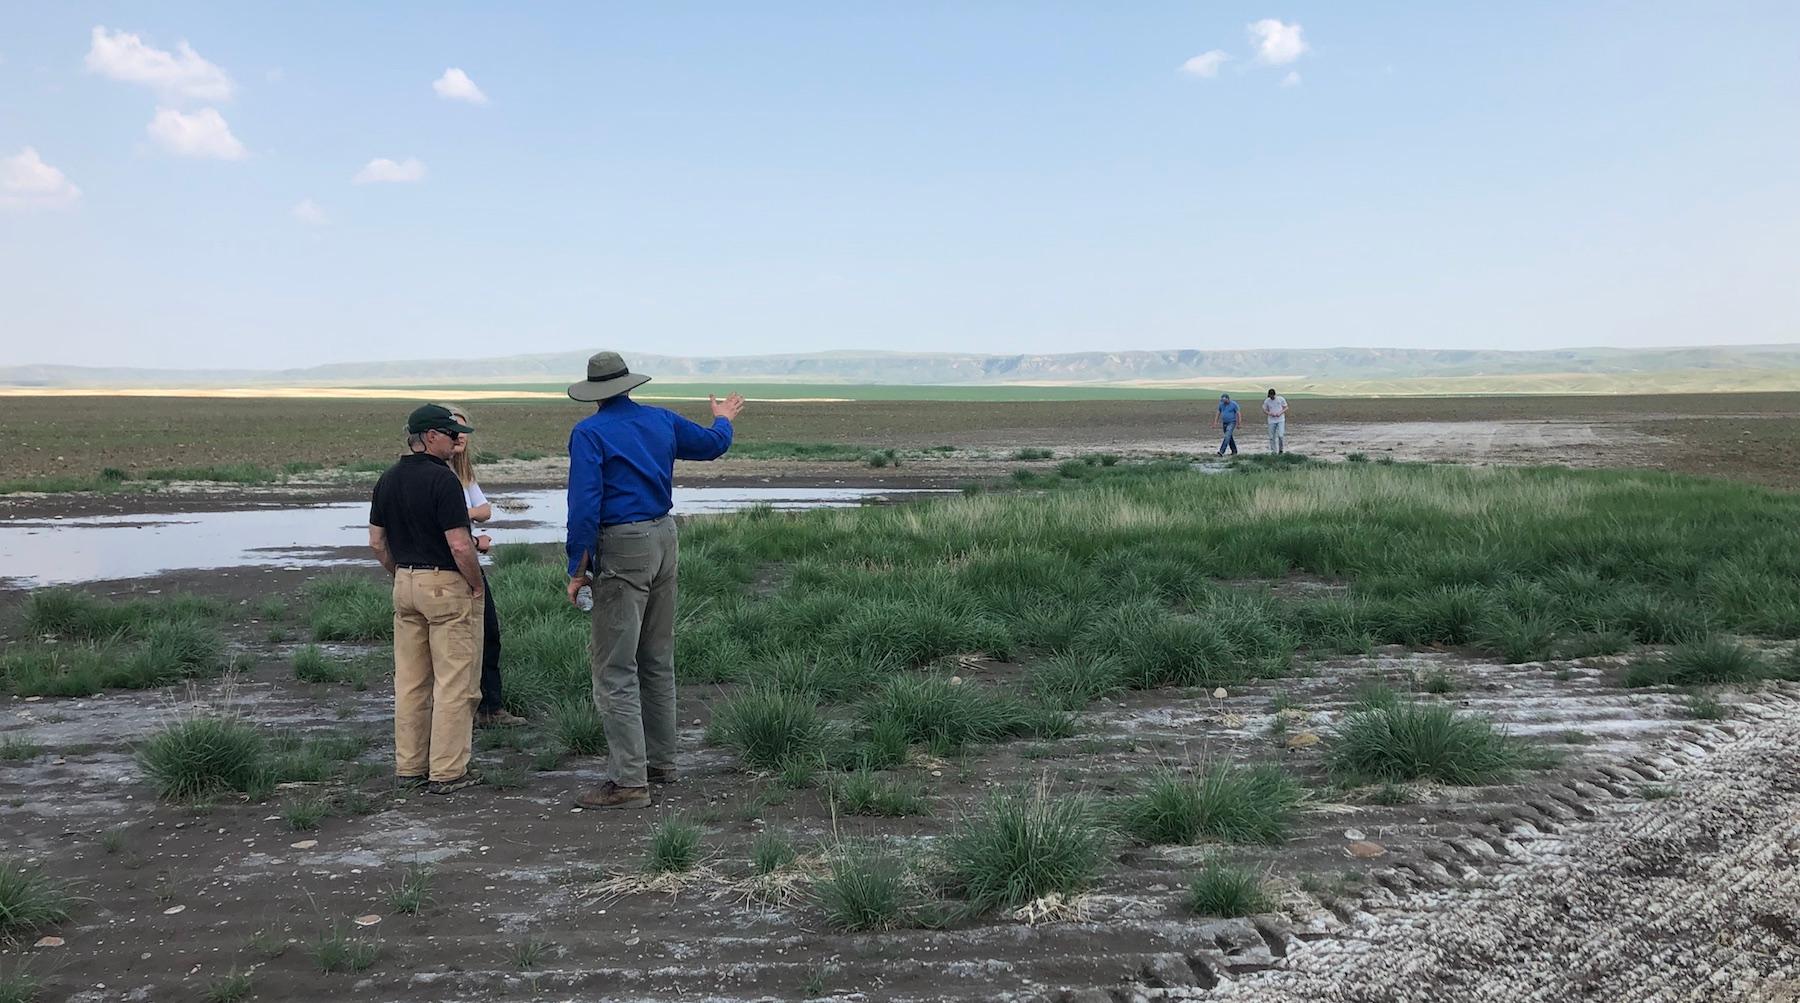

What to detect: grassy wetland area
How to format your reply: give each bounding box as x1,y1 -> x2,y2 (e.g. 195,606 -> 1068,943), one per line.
3,397 -> 1800,1000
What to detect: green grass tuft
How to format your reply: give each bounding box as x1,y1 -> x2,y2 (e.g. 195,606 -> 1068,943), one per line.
708,686 -> 837,770
203,969 -> 255,1003
817,846 -> 910,931
1186,860 -> 1274,917
828,769 -> 930,817
0,859 -> 72,936
1115,764 -> 1304,846
1622,638 -> 1790,688
644,816 -> 703,873
941,785 -> 1107,913
137,716 -> 270,801
1330,702 -> 1526,786
750,831 -> 796,875
283,796 -> 330,832
387,863 -> 432,915
312,924 -> 380,973
307,576 -> 393,643
549,699 -> 607,756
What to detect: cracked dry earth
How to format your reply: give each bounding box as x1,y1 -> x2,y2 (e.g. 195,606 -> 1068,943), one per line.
4,657 -> 1799,1002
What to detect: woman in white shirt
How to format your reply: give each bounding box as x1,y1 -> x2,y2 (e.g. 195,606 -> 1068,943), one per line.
445,404 -> 527,728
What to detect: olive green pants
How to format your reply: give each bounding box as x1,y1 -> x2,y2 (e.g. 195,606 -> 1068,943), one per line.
589,516 -> 679,788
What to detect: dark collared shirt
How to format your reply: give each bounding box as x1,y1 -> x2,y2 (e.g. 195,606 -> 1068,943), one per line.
370,452 -> 468,569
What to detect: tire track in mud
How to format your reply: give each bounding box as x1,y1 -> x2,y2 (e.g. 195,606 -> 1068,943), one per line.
1135,684 -> 1800,1003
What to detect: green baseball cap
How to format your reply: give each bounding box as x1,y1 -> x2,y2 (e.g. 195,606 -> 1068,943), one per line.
407,403 -> 474,435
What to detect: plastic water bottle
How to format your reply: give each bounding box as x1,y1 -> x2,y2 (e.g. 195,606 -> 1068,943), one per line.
576,585 -> 593,612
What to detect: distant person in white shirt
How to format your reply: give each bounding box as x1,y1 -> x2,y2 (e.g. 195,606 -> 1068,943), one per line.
1262,388 -> 1289,454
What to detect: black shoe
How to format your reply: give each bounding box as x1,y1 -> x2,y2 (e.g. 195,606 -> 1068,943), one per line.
396,774 -> 427,790
425,771 -> 480,795
647,766 -> 679,785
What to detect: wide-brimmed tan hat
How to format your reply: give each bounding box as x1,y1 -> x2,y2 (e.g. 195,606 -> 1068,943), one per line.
567,351 -> 651,402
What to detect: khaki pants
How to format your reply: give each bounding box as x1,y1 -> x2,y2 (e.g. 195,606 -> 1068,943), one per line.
590,516 -> 679,788
392,569 -> 482,782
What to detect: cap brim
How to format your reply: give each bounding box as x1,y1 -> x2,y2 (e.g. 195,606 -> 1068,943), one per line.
568,373 -> 651,402
449,420 -> 474,433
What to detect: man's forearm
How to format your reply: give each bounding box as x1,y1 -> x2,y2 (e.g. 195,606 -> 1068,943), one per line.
453,547 -> 483,593
371,542 -> 395,576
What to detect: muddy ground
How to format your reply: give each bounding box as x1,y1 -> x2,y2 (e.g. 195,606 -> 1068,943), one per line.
3,551 -> 1798,1001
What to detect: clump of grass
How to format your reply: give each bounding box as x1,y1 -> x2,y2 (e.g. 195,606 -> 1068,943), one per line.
828,770 -> 930,817
1186,860 -> 1274,917
144,464 -> 278,485
387,863 -> 433,915
941,785 -> 1107,913
1011,448 -> 1054,461
0,737 -> 42,762
509,937 -> 551,970
817,846 -> 910,931
750,831 -> 796,875
0,964 -> 41,1003
1622,638 -> 1787,688
550,699 -> 607,756
777,756 -> 819,789
1638,784 -> 1677,800
1419,668 -> 1456,694
1330,702 -> 1525,786
284,796 -> 330,832
204,968 -> 254,1003
1115,764 -> 1303,846
292,646 -> 368,687
1350,680 -> 1402,712
858,674 -> 1036,751
850,717 -> 911,771
255,597 -> 288,621
100,829 -> 126,854
644,816 -> 703,873
312,924 -> 380,973
709,686 -> 837,770
0,859 -> 72,936
1682,693 -> 1727,720
531,746 -> 565,772
307,576 -> 393,643
137,716 -> 269,801
1027,653 -> 1124,711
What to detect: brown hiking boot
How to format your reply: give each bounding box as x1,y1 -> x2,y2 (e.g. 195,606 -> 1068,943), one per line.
476,708 -> 529,728
647,766 -> 679,785
574,781 -> 650,810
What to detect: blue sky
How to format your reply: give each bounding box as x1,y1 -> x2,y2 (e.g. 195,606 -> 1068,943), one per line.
2,3 -> 1796,369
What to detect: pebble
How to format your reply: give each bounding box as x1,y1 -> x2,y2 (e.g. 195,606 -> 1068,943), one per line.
1212,687 -> 1228,699
1346,840 -> 1387,859
162,905 -> 185,915
1285,732 -> 1321,749
354,915 -> 381,927
289,840 -> 317,850
1344,828 -> 1366,841
34,936 -> 64,948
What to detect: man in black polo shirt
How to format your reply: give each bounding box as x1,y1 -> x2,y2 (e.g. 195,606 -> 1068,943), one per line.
368,404 -> 486,794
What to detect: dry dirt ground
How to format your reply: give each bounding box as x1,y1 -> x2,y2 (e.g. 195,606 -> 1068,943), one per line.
3,561 -> 1797,1001
5,392 -> 1800,494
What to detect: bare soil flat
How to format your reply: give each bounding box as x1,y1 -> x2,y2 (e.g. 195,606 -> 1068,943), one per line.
4,392 -> 1800,493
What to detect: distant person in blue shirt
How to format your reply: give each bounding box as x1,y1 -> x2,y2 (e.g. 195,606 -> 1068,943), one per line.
562,351 -> 745,810
1212,394 -> 1241,456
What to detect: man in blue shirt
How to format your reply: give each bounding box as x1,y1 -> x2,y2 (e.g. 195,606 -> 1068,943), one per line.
562,351 -> 745,809
1213,393 -> 1241,456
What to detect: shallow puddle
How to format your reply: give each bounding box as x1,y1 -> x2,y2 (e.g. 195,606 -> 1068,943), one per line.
0,486 -> 936,587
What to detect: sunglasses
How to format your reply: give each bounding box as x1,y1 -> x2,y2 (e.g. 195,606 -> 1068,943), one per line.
429,428 -> 463,441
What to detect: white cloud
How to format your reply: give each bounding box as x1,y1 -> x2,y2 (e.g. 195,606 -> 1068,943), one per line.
432,67 -> 488,105
354,157 -> 426,184
1180,50 -> 1231,79
1282,71 -> 1302,87
85,26 -> 233,101
147,106 -> 247,159
1248,19 -> 1308,66
0,147 -> 82,211
291,198 -> 326,225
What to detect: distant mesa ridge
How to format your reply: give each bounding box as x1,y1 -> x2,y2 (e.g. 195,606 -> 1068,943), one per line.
3,345 -> 1799,388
